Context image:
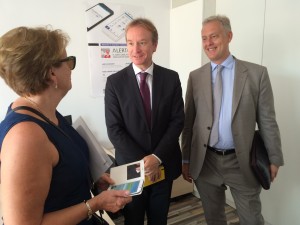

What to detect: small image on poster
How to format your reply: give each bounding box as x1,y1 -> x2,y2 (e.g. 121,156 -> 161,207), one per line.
101,48 -> 111,58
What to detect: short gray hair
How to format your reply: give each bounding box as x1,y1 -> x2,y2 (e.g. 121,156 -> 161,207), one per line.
203,15 -> 232,33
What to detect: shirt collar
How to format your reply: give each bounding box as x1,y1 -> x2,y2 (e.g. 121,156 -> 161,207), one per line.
132,63 -> 154,77
211,54 -> 234,71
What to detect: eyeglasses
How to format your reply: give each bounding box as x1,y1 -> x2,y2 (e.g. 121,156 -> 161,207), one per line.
56,56 -> 76,70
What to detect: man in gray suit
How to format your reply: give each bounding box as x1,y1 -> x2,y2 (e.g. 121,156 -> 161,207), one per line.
181,15 -> 284,225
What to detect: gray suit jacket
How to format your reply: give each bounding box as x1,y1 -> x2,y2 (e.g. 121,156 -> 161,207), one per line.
181,58 -> 284,187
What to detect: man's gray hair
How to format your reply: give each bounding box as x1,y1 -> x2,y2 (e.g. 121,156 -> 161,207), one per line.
203,15 -> 232,33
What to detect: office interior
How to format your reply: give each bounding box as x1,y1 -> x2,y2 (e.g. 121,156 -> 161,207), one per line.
0,0 -> 299,224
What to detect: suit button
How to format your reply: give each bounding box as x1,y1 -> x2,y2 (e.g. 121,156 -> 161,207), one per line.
207,127 -> 211,130
204,144 -> 207,147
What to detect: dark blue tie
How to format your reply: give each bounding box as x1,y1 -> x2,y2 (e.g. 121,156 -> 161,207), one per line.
139,72 -> 151,128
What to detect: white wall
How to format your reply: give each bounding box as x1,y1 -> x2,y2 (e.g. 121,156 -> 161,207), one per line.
171,0 -> 300,224
258,1 -> 300,224
170,1 -> 203,99
0,0 -> 171,149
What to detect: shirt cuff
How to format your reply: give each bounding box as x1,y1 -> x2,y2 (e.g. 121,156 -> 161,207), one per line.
152,154 -> 162,164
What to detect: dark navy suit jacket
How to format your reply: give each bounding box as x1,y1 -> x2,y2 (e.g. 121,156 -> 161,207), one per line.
105,63 -> 184,181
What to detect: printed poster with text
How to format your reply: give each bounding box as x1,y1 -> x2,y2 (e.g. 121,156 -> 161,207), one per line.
85,1 -> 144,97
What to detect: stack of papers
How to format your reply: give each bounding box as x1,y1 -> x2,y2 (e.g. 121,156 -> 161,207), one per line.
72,116 -> 113,181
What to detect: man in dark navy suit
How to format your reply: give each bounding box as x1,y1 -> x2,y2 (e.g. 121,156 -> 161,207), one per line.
105,18 -> 184,225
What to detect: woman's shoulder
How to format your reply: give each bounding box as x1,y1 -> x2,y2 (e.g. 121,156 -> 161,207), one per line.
0,107 -> 58,166
0,108 -> 49,149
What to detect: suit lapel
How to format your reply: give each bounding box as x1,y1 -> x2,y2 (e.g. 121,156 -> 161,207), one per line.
151,64 -> 162,129
193,64 -> 213,115
232,59 -> 248,119
201,64 -> 213,114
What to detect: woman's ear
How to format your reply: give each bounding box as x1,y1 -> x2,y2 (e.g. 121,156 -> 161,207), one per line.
49,69 -> 58,89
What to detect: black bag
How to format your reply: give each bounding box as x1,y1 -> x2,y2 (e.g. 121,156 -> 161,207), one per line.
250,130 -> 271,190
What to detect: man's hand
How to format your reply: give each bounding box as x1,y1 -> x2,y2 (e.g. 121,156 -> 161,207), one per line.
270,164 -> 280,182
143,155 -> 160,182
182,163 -> 193,183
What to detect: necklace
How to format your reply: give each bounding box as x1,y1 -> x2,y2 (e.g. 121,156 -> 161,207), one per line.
24,96 -> 43,113
23,96 -> 55,123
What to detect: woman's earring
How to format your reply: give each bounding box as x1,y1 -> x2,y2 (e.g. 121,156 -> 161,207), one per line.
54,83 -> 58,89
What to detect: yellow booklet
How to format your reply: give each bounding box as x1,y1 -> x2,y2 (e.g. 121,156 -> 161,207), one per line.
143,165 -> 165,187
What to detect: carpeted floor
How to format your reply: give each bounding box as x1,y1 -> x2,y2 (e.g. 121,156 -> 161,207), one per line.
112,193 -> 240,225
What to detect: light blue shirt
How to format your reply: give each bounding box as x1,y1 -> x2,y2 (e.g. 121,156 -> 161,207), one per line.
211,55 -> 235,149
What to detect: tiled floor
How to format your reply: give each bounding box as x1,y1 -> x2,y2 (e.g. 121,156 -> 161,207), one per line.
112,193 -> 239,225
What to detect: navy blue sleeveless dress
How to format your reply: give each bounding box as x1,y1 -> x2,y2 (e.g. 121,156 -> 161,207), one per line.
0,106 -> 96,225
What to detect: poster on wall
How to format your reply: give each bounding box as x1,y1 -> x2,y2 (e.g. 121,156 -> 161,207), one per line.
85,1 -> 144,97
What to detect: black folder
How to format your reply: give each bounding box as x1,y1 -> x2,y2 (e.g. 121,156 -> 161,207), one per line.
250,130 -> 271,190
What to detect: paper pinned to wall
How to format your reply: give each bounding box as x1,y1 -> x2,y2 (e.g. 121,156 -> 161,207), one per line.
73,116 -> 113,181
85,0 -> 145,97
